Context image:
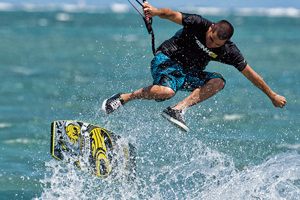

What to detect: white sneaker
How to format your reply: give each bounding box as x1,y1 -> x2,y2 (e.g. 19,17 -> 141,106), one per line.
161,107 -> 189,132
102,93 -> 125,115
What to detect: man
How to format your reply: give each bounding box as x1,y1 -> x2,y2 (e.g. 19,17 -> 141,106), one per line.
102,2 -> 286,132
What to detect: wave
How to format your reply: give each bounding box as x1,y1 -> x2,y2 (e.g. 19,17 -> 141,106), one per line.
277,143 -> 300,150
0,2 -> 299,18
0,123 -> 12,128
39,141 -> 300,199
181,6 -> 300,18
200,152 -> 300,199
4,138 -> 48,145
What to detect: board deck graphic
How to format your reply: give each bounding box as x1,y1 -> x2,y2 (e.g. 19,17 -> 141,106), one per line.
50,120 -> 136,182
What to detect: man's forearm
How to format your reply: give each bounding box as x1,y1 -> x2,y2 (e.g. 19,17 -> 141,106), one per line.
143,2 -> 183,25
241,64 -> 286,108
241,64 -> 276,99
155,8 -> 175,19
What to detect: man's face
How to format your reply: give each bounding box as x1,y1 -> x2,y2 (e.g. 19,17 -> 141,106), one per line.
206,25 -> 227,49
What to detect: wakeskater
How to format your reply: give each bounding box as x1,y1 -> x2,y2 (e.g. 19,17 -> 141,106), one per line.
102,1 -> 287,132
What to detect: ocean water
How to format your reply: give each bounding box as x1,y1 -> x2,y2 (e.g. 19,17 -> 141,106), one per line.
0,7 -> 300,200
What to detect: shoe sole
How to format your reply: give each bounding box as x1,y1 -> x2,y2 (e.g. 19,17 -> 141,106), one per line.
101,99 -> 109,115
161,112 -> 190,132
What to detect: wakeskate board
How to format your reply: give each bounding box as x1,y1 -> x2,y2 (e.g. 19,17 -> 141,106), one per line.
50,120 -> 136,182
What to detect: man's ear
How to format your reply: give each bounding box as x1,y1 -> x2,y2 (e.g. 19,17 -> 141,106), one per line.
209,24 -> 214,32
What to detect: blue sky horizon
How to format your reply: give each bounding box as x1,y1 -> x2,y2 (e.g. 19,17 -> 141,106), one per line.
1,0 -> 300,9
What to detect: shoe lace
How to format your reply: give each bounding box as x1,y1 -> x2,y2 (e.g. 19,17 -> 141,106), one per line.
110,98 -> 121,110
175,112 -> 184,122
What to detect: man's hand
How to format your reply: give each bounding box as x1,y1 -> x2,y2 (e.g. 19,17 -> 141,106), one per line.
142,2 -> 159,18
271,94 -> 287,108
142,2 -> 183,25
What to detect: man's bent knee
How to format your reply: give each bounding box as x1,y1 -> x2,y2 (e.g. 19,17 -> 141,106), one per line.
209,78 -> 225,91
216,78 -> 225,90
153,85 -> 175,102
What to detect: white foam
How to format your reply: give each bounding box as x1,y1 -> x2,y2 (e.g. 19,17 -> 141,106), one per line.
4,138 -> 47,145
234,7 -> 300,18
0,2 -> 104,13
12,66 -> 36,76
59,4 -> 100,13
200,152 -> 300,199
55,12 -> 73,21
277,143 -> 300,149
267,7 -> 300,18
22,3 -> 52,12
0,2 -> 14,11
0,3 -> 299,18
224,114 -> 244,121
110,3 -> 130,13
178,6 -> 300,17
181,6 -> 230,16
0,123 -> 12,128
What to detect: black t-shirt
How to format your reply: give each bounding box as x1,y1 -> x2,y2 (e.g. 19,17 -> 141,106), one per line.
157,13 -> 247,72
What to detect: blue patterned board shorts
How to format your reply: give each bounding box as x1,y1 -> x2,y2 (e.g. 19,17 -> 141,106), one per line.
151,53 -> 226,100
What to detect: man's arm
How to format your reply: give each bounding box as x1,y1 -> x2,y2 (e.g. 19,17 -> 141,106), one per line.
241,64 -> 286,108
143,2 -> 183,25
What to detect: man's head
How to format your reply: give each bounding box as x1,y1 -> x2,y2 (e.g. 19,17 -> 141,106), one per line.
206,20 -> 234,48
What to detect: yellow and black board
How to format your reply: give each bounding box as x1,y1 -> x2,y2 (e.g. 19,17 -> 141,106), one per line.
50,120 -> 136,182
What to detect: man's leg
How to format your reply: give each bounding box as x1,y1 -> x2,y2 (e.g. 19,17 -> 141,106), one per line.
120,78 -> 224,108
121,85 -> 175,103
102,85 -> 175,114
173,78 -> 225,111
161,78 -> 225,132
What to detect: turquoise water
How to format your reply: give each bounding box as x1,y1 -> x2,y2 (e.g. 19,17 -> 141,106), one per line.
0,9 -> 299,199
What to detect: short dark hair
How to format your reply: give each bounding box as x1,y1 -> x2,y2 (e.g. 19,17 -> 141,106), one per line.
212,20 -> 234,40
